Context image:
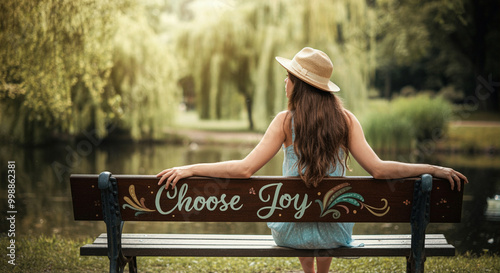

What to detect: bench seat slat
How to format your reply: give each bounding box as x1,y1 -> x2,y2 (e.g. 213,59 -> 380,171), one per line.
91,238 -> 450,246
81,233 -> 455,258
81,244 -> 456,257
98,233 -> 449,240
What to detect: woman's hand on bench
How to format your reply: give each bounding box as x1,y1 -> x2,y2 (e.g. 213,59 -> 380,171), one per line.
157,166 -> 193,189
430,165 -> 468,191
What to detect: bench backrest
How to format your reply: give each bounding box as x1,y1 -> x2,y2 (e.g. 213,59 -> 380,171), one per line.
70,174 -> 463,223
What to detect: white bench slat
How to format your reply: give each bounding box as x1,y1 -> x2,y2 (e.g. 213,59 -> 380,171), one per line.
99,233 -> 449,240
92,238 -> 450,247
81,233 -> 455,257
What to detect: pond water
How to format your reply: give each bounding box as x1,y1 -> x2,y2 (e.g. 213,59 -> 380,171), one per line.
0,141 -> 499,255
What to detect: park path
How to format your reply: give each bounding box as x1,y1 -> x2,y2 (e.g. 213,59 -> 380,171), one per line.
167,128 -> 263,146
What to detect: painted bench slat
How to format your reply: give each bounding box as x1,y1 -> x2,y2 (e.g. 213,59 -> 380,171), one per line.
70,175 -> 463,223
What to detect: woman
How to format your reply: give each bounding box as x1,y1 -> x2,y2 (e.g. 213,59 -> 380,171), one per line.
157,47 -> 468,273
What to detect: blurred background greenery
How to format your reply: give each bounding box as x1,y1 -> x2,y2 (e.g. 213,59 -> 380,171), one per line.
1,0 -> 498,146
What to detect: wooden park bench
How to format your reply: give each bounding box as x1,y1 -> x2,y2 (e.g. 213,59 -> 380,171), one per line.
70,172 -> 464,273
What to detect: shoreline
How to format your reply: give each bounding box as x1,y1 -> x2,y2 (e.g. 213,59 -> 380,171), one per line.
6,121 -> 498,155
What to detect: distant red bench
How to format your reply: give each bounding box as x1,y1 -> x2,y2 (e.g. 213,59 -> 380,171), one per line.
70,173 -> 464,273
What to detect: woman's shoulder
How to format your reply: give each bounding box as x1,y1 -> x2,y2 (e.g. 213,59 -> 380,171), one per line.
274,111 -> 293,145
342,109 -> 365,135
275,110 -> 292,123
342,109 -> 358,124
343,108 -> 354,117
276,110 -> 291,117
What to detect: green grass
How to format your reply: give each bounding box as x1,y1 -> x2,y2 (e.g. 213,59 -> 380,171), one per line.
444,124 -> 500,152
1,235 -> 499,272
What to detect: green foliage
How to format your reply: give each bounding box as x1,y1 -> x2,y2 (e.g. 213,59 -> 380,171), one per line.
362,109 -> 415,153
106,12 -> 180,140
175,0 -> 376,131
362,95 -> 453,153
376,0 -> 433,67
392,94 -> 453,142
0,0 -> 119,144
0,0 -> 179,144
375,0 -> 500,110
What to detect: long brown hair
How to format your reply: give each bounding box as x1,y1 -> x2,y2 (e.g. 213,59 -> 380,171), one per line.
287,73 -> 350,187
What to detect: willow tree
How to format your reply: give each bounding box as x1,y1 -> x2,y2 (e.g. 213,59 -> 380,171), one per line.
105,11 -> 180,140
175,4 -> 262,129
0,0 -> 119,144
175,0 -> 376,131
0,0 -> 179,144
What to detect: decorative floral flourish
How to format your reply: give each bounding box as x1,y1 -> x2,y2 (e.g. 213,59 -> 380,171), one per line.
315,183 -> 390,219
122,185 -> 156,216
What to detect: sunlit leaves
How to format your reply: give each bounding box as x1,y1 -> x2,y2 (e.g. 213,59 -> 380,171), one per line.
0,0 -> 118,143
0,0 -> 179,143
108,12 -> 180,140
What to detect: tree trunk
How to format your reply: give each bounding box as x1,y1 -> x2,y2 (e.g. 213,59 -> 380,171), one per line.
245,97 -> 254,131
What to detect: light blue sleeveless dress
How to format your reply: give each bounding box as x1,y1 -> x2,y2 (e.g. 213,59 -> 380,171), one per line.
267,123 -> 361,249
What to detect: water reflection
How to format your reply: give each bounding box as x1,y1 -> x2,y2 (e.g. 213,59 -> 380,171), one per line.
0,142 -> 499,254
485,195 -> 500,221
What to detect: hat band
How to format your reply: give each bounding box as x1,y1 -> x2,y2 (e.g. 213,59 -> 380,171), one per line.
290,59 -> 330,86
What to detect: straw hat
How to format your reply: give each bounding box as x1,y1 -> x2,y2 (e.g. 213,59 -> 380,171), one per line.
276,47 -> 340,92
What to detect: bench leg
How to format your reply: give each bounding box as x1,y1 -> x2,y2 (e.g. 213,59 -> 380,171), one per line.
128,256 -> 137,273
407,174 -> 432,273
99,172 -> 133,273
110,255 -> 136,273
406,255 -> 426,273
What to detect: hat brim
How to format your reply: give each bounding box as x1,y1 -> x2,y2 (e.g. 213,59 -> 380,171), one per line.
275,56 -> 340,92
